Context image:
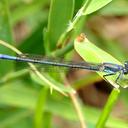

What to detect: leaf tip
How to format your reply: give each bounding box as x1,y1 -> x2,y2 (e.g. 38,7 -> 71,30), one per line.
76,33 -> 86,43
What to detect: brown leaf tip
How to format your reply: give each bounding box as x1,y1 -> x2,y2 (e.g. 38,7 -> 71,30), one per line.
76,33 -> 86,42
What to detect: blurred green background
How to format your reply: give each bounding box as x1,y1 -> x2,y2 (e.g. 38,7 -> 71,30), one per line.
0,0 -> 128,128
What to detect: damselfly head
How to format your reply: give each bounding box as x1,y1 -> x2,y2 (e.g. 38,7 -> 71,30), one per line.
124,61 -> 128,74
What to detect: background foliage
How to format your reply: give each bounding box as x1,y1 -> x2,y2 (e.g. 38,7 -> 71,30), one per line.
0,0 -> 128,128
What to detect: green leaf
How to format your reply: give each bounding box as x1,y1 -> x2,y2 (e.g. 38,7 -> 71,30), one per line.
0,0 -> 13,42
19,22 -> 46,54
30,71 -> 75,94
11,0 -> 48,26
99,0 -> 128,16
0,109 -> 32,128
72,73 -> 102,89
74,35 -> 128,88
46,0 -> 74,50
85,0 -> 112,15
96,88 -> 120,128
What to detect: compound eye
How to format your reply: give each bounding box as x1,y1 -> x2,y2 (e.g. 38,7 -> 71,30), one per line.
124,61 -> 128,70
124,61 -> 128,65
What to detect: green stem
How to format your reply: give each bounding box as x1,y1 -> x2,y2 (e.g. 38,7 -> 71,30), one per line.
96,88 -> 120,128
57,0 -> 93,47
51,41 -> 74,57
34,87 -> 48,128
0,69 -> 29,84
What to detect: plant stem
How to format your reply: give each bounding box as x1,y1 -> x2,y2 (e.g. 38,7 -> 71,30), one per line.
69,93 -> 87,128
34,87 -> 48,128
51,41 -> 74,57
57,0 -> 92,47
62,74 -> 87,128
0,69 -> 29,84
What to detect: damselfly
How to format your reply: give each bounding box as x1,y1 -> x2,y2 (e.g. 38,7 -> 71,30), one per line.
0,53 -> 128,85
